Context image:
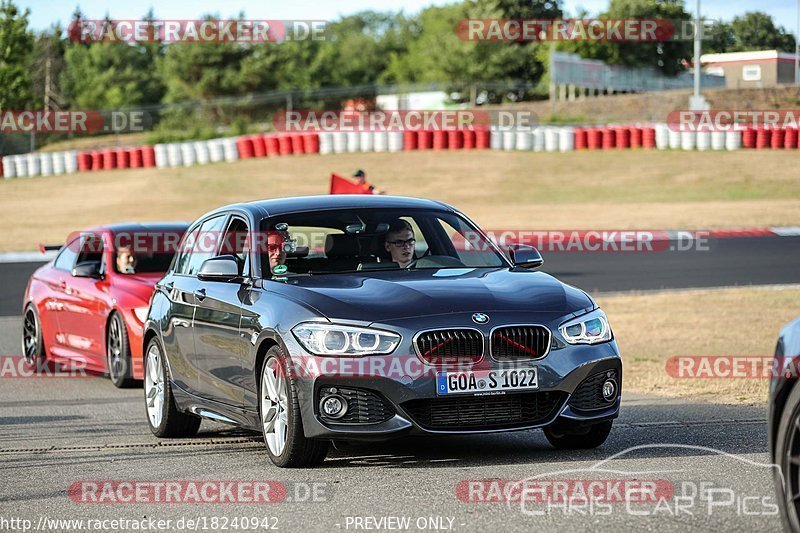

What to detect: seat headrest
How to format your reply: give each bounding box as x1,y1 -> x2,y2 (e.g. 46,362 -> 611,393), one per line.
325,234 -> 359,258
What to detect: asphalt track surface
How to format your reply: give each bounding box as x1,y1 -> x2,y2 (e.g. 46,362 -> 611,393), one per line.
0,236 -> 795,531
2,235 -> 799,317
0,316 -> 781,532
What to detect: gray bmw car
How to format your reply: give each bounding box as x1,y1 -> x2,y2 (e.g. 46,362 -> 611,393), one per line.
142,195 -> 622,467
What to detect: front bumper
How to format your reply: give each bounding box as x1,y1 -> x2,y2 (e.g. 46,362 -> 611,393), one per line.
284,315 -> 622,440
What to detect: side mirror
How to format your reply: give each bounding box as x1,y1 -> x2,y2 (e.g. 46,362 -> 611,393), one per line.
72,262 -> 102,278
507,244 -> 544,269
197,255 -> 241,282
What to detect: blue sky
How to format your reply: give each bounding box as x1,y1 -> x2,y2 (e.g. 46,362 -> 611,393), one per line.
19,0 -> 800,37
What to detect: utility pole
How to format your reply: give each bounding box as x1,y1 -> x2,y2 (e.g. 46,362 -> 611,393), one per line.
796,0 -> 799,83
689,0 -> 709,110
44,57 -> 51,111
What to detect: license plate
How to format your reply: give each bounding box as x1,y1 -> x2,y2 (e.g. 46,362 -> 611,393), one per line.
436,368 -> 538,395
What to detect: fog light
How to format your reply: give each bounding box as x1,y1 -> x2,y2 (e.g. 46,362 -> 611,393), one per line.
602,379 -> 617,401
320,394 -> 347,419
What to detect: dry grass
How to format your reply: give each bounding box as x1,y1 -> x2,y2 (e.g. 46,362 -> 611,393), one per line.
597,285 -> 799,404
1,149 -> 799,251
37,132 -> 151,152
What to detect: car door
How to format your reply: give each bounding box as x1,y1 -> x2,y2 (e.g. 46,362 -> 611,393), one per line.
57,233 -> 111,369
191,214 -> 251,406
163,223 -> 205,396
45,238 -> 80,360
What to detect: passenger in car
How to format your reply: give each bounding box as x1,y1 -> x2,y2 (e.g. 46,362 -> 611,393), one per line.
384,219 -> 416,268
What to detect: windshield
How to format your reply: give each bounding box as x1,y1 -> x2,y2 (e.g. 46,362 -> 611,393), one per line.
258,208 -> 506,277
114,250 -> 176,275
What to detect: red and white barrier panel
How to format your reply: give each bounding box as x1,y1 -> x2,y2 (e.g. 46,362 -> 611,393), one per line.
5,120 -> 799,180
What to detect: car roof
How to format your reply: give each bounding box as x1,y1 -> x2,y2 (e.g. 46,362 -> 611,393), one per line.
85,222 -> 190,235
208,195 -> 456,219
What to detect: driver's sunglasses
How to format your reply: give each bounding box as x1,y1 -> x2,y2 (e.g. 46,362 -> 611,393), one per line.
267,244 -> 285,253
388,238 -> 416,248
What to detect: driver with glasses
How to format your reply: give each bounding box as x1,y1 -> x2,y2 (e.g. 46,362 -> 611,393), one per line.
383,219 -> 416,268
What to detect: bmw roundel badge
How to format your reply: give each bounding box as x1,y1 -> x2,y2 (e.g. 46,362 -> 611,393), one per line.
472,313 -> 489,324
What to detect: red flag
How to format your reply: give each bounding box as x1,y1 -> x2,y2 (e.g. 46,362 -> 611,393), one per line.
330,173 -> 373,195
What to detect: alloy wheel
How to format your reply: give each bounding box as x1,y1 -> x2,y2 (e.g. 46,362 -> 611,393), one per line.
144,343 -> 165,428
261,358 -> 289,456
108,315 -> 124,379
22,307 -> 39,365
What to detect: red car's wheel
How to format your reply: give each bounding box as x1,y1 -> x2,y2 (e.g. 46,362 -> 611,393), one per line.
107,312 -> 136,388
22,304 -> 45,366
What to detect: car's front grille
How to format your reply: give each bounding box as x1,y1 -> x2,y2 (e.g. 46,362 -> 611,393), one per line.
318,386 -> 394,424
568,370 -> 619,412
402,391 -> 566,431
415,329 -> 484,365
490,326 -> 551,361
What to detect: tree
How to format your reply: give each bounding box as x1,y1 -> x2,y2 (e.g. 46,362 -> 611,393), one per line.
561,0 -> 693,76
0,0 -> 34,110
729,12 -> 796,53
61,10 -> 164,109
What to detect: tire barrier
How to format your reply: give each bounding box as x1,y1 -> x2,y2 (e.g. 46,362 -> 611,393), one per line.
785,127 -> 798,149
373,131 -> 388,153
4,120 -> 792,181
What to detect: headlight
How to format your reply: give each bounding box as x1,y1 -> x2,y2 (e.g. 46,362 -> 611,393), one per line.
559,309 -> 612,345
133,306 -> 149,324
292,323 -> 401,356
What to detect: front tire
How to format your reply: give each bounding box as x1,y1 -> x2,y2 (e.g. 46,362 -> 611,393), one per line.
107,312 -> 136,388
22,304 -> 45,367
144,337 -> 200,438
544,420 -> 613,449
259,346 -> 328,467
774,382 -> 800,533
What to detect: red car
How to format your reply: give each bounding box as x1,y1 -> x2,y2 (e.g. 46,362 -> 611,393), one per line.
21,223 -> 187,387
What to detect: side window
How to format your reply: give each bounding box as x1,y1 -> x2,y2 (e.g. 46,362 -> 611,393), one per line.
53,238 -> 79,271
75,234 -> 104,270
175,225 -> 201,275
183,215 -> 227,276
403,217 -> 428,257
219,217 -> 250,276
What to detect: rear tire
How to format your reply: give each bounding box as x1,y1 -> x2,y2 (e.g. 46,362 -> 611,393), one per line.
544,420 -> 613,449
107,312 -> 136,388
259,345 -> 328,467
144,337 -> 200,438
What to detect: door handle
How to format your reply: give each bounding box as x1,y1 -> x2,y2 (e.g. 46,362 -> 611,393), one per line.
59,280 -> 67,289
194,288 -> 206,302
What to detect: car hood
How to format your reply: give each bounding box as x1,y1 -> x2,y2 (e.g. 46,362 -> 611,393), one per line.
265,267 -> 594,323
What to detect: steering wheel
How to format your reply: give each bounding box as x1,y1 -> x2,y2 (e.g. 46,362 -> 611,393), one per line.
404,248 -> 431,269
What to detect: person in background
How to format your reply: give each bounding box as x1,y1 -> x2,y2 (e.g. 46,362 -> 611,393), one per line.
354,169 -> 386,195
384,219 -> 415,268
116,246 -> 137,274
